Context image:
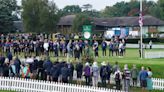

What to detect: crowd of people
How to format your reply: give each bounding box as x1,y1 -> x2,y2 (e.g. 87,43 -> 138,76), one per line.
0,33 -> 153,92
0,53 -> 153,92
0,33 -> 126,59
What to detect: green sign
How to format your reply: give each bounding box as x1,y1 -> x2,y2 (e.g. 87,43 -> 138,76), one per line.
83,25 -> 92,39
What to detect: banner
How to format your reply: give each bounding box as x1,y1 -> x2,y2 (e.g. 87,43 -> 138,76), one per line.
83,25 -> 92,40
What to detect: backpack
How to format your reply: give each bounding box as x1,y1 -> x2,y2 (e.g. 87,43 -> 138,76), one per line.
102,67 -> 107,76
115,72 -> 120,81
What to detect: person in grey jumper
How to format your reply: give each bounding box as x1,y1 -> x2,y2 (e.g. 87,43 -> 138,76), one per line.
91,61 -> 99,87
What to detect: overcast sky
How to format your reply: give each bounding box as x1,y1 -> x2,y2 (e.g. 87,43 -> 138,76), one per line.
17,0 -> 157,11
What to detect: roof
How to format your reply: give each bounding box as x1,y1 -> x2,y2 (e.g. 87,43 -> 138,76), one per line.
57,15 -> 164,27
57,15 -> 76,26
13,21 -> 24,31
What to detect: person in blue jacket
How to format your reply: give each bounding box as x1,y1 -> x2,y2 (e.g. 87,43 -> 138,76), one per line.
43,57 -> 53,81
101,40 -> 107,56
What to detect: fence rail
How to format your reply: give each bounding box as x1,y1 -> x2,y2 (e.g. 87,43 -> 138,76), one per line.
0,77 -> 163,92
0,77 -> 124,92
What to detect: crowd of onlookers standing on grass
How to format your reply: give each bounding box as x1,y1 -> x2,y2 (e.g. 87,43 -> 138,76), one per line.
0,53 -> 153,92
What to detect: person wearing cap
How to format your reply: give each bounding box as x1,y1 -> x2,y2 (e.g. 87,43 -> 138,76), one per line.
100,61 -> 107,87
91,61 -> 99,87
83,62 -> 91,85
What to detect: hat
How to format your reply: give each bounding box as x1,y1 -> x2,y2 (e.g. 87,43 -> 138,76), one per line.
101,61 -> 106,66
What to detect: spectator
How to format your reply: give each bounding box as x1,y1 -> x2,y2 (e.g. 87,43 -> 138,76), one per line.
91,61 -> 99,87
7,51 -> 13,62
114,68 -> 122,90
43,57 -> 53,81
131,65 -> 138,87
101,40 -> 107,57
113,61 -> 120,73
139,66 -> 148,92
0,54 -> 5,76
51,62 -> 60,82
122,64 -> 131,92
21,64 -> 31,79
100,61 -> 107,87
14,56 -> 21,77
9,60 -> 16,77
109,41 -> 114,56
67,60 -> 74,83
106,62 -> 112,85
76,61 -> 83,85
146,67 -> 153,92
149,41 -> 152,49
3,58 -> 10,77
37,58 -> 44,80
61,63 -> 69,83
83,62 -> 91,86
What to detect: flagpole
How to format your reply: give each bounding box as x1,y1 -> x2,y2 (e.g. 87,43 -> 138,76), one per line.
140,0 -> 143,59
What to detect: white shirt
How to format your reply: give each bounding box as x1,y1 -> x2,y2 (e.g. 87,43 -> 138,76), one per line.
43,42 -> 49,51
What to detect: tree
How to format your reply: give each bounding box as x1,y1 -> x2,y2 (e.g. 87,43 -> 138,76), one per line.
72,13 -> 92,32
158,0 -> 164,20
0,0 -> 18,33
62,5 -> 81,15
22,0 -> 59,33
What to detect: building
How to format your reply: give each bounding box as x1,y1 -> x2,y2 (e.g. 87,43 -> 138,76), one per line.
57,15 -> 164,38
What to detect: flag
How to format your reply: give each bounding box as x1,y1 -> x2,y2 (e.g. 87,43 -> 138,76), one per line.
139,11 -> 143,27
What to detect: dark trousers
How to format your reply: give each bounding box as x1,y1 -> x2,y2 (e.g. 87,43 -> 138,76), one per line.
53,77 -> 58,82
109,49 -> 113,56
62,78 -> 68,83
101,78 -> 107,87
102,49 -> 106,56
37,68 -> 44,80
85,76 -> 90,85
116,80 -> 121,90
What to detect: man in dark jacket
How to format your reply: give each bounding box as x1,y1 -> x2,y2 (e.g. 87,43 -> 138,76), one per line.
0,54 -> 5,76
37,58 -> 44,80
51,62 -> 60,82
61,63 -> 69,83
67,61 -> 74,83
100,62 -> 107,87
14,56 -> 21,77
76,61 -> 83,85
101,40 -> 107,56
43,58 -> 53,81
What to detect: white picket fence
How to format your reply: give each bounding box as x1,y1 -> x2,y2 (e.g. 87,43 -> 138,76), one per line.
144,51 -> 164,59
152,78 -> 164,90
0,77 -> 124,92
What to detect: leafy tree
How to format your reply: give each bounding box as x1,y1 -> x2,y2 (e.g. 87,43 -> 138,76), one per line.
158,0 -> 164,20
62,5 -> 81,15
0,0 -> 18,33
72,13 -> 92,32
22,0 -> 59,33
